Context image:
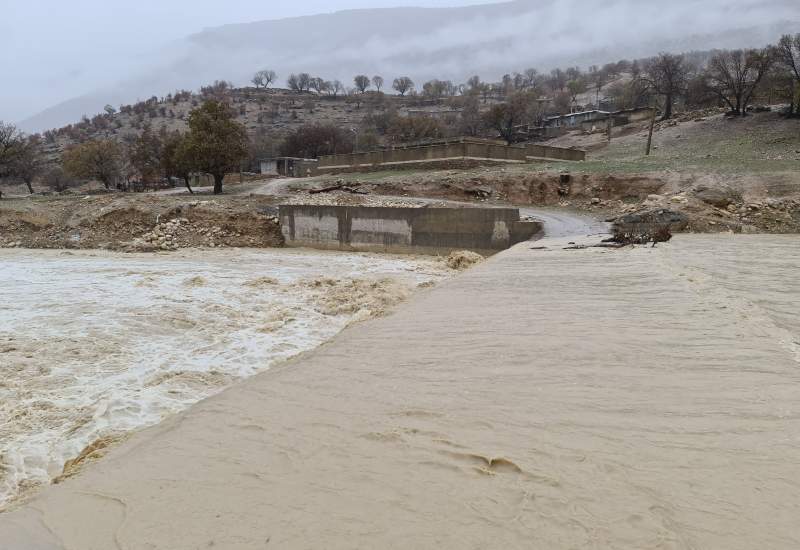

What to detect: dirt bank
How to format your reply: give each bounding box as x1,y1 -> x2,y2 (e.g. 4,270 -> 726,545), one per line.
0,193 -> 283,251
305,168 -> 800,233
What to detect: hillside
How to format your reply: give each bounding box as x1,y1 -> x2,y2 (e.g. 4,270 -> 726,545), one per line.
17,0 -> 800,132
35,86 -> 496,170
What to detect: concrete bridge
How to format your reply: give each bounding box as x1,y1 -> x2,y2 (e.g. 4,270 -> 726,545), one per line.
278,205 -> 543,255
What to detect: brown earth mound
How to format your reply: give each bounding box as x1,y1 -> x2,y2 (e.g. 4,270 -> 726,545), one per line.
0,194 -> 284,251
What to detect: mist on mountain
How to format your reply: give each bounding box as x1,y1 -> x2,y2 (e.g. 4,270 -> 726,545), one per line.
15,0 -> 800,132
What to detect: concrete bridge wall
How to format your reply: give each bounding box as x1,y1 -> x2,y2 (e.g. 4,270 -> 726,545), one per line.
279,205 -> 543,255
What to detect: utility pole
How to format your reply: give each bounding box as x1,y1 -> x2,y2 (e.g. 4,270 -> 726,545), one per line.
645,107 -> 657,156
606,115 -> 613,143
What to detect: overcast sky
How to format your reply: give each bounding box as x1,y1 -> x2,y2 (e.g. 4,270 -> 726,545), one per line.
0,0 -> 502,123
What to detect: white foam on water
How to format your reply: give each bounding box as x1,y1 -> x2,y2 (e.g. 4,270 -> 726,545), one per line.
0,247 -> 449,507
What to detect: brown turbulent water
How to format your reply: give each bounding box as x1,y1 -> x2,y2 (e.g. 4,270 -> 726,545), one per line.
0,248 -> 449,509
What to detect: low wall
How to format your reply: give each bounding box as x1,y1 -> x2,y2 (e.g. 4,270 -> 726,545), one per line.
279,205 -> 543,255
317,140 -> 584,173
320,158 -> 524,176
524,144 -> 586,161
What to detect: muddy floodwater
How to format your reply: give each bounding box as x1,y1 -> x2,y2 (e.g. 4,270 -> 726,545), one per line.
0,248 -> 450,507
1,234 -> 800,549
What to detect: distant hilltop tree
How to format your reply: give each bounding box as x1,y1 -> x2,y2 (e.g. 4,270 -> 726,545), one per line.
392,76 -> 414,97
252,69 -> 277,89
310,77 -> 330,94
200,80 -> 234,99
287,73 -> 312,92
372,75 -> 384,92
354,75 -> 371,94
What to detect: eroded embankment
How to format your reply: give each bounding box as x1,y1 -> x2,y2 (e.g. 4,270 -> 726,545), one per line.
305,170 -> 800,233
0,194 -> 283,251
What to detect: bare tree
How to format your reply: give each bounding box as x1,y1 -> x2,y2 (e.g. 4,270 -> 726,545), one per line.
590,67 -> 608,107
642,53 -> 689,120
483,92 -> 534,144
501,74 -> 514,95
567,79 -> 587,111
458,95 -> 484,136
522,68 -> 540,90
354,75 -> 371,93
43,167 -> 75,193
0,122 -> 24,182
288,73 -> 311,92
422,79 -> 447,98
297,73 -> 312,92
776,34 -> 800,116
11,136 -> 44,194
392,76 -> 414,97
252,72 -> 266,88
705,47 -> 775,116
332,80 -> 344,98
548,68 -> 567,92
253,69 -> 277,89
372,75 -> 384,92
310,77 -> 327,94
565,67 -> 582,81
467,75 -> 482,93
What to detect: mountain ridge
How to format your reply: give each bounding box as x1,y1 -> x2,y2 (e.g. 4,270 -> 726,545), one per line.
18,0 -> 799,133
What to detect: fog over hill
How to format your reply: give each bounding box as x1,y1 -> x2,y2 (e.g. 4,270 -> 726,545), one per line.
17,0 -> 800,133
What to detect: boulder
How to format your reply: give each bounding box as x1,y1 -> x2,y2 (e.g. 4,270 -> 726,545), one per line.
693,186 -> 741,208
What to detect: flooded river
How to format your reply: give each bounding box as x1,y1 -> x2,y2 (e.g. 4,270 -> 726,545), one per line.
1,234 -> 799,549
0,248 -> 449,507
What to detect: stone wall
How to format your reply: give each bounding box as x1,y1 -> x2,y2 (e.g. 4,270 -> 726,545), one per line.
279,205 -> 543,255
316,139 -> 584,173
